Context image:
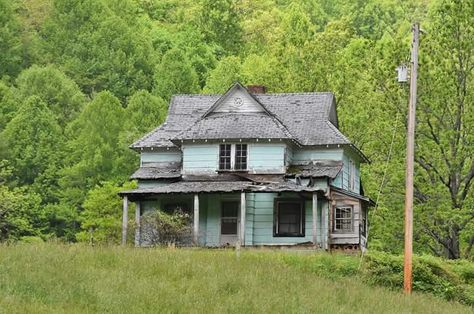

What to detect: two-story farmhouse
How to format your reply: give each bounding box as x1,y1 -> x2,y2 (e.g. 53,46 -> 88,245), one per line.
121,83 -> 373,250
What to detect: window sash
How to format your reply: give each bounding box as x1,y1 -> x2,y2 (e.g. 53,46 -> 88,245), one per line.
274,201 -> 304,237
219,144 -> 247,171
219,144 -> 231,170
235,144 -> 247,170
334,206 -> 353,232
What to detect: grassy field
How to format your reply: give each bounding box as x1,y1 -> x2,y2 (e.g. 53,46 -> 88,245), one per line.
0,244 -> 472,314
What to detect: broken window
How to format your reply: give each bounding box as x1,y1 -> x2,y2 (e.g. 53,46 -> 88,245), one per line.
334,206 -> 353,232
274,200 -> 304,237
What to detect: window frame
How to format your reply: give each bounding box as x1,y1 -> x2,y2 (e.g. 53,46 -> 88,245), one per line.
273,199 -> 305,237
333,206 -> 353,233
218,143 -> 248,171
348,159 -> 356,191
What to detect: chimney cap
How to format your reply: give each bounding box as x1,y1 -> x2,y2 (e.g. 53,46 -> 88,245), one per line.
246,85 -> 267,94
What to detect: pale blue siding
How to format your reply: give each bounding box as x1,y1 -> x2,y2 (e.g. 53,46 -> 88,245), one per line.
340,149 -> 361,194
182,144 -> 219,174
248,143 -> 285,173
140,150 -> 181,165
292,148 -> 344,163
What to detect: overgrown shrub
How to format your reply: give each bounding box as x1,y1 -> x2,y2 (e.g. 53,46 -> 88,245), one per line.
363,253 -> 474,305
141,209 -> 191,246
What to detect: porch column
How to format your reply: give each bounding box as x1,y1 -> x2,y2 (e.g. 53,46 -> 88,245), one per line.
134,201 -> 141,247
193,194 -> 199,245
312,193 -> 318,247
122,196 -> 128,246
240,192 -> 246,246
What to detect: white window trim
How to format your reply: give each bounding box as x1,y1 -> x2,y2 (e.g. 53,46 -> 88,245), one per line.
219,143 -> 247,171
334,206 -> 353,233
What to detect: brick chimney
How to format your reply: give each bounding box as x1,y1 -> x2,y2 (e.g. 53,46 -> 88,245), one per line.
246,85 -> 267,94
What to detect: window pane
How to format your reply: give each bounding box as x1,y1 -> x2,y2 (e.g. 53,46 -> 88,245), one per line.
335,207 -> 352,232
221,218 -> 237,234
222,202 -> 239,217
219,144 -> 231,170
235,144 -> 247,170
276,202 -> 302,236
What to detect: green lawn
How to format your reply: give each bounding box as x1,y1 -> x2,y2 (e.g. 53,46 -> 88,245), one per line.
0,244 -> 472,313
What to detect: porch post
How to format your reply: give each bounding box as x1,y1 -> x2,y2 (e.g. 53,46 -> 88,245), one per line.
134,201 -> 141,247
122,195 -> 128,246
312,192 -> 318,247
193,194 -> 199,245
321,201 -> 327,250
240,192 -> 246,246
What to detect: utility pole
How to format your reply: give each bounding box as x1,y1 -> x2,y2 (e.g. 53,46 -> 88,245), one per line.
404,22 -> 420,295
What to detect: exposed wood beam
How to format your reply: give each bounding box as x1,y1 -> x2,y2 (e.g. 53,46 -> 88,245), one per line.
122,196 -> 128,246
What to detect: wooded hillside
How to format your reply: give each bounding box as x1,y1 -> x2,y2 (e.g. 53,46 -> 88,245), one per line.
1,0 -> 473,259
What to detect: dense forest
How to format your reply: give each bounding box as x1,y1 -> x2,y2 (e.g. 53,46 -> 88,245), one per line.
0,0 -> 473,259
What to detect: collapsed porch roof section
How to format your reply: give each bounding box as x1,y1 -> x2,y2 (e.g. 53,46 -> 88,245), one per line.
119,180 -> 326,198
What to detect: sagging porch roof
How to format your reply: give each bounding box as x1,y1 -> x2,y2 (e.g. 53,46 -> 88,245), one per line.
286,160 -> 343,179
120,180 -> 326,197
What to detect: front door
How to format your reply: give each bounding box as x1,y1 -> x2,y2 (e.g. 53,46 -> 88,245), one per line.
220,201 -> 239,246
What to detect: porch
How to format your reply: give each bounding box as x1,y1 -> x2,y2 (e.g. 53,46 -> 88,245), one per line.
121,189 -> 329,249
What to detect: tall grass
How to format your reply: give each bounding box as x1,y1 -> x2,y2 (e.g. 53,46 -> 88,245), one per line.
0,244 -> 472,313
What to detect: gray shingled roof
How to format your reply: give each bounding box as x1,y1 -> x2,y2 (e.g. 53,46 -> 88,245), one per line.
175,112 -> 292,140
131,88 -> 351,149
287,160 -> 343,179
120,180 -> 324,196
130,162 -> 181,180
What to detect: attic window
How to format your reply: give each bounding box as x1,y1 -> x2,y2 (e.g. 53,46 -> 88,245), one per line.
219,144 -> 247,171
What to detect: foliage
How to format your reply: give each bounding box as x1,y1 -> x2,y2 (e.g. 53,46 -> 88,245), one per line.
15,65 -> 87,127
0,185 -> 42,241
76,181 -> 137,244
60,91 -> 125,207
153,48 -> 199,100
141,208 -> 192,246
0,96 -> 63,193
0,245 -> 472,313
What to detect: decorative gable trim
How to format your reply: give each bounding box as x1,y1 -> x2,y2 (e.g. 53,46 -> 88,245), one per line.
203,82 -> 267,117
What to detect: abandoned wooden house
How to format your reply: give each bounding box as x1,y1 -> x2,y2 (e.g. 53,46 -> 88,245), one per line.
120,82 -> 374,250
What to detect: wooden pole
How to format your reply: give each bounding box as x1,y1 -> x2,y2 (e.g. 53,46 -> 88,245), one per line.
135,201 -> 141,247
312,192 -> 318,247
404,22 -> 419,295
193,194 -> 199,246
240,192 -> 246,246
122,196 -> 128,246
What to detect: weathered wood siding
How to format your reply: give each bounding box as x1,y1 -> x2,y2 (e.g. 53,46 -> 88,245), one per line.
213,89 -> 264,113
329,191 -> 361,245
248,143 -> 286,173
182,143 -> 286,174
140,149 -> 181,166
182,144 -> 219,174
341,149 -> 361,194
292,148 -> 344,163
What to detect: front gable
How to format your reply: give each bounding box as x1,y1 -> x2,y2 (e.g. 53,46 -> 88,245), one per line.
204,83 -> 266,115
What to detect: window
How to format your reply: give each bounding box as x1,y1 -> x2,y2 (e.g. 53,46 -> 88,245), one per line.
274,200 -> 304,237
360,207 -> 367,237
348,160 -> 356,191
219,144 -> 231,170
235,144 -> 247,170
334,206 -> 353,232
218,144 -> 247,171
